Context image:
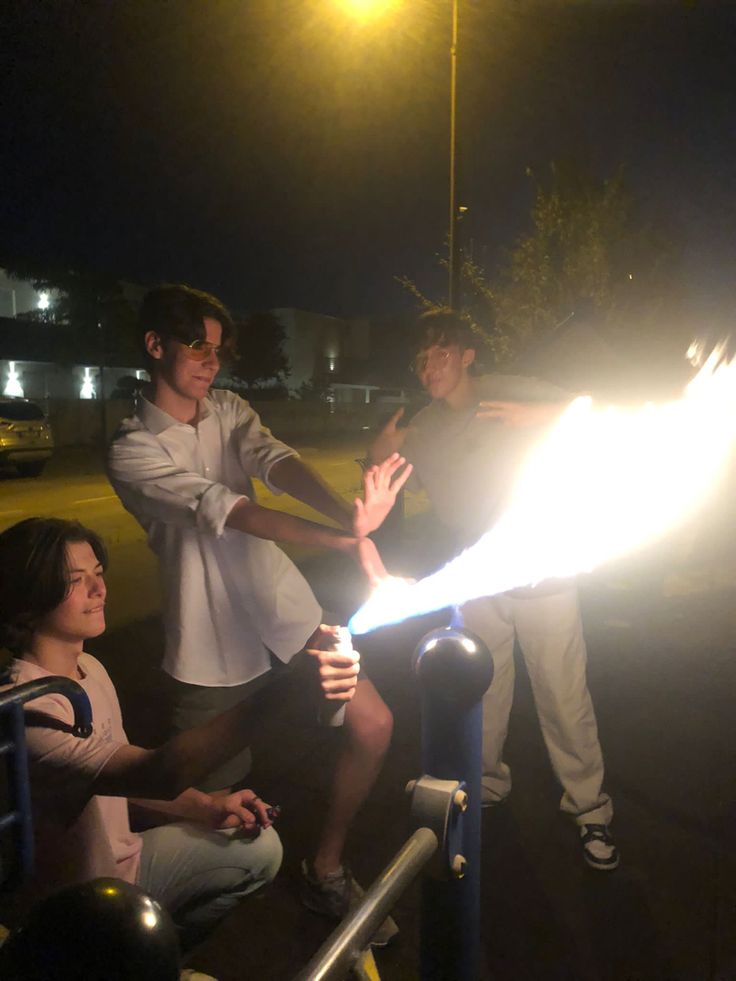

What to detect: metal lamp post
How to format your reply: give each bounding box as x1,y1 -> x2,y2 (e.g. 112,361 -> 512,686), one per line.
448,0 -> 461,311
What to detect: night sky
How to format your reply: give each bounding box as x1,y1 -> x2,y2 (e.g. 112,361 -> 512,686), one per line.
2,1 -> 736,319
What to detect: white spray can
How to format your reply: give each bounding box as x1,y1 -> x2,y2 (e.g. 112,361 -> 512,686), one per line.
318,626 -> 358,728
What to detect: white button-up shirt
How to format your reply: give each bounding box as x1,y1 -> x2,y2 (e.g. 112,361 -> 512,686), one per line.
107,389 -> 322,687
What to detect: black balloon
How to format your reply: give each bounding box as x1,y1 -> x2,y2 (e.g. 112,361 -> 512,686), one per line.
0,877 -> 180,980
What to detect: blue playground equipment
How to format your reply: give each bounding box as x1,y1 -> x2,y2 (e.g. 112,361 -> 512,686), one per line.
0,676 -> 92,889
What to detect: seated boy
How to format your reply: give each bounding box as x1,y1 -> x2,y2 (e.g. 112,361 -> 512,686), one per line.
0,517 -> 358,948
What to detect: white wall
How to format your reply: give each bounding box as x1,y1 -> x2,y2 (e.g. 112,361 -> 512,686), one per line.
1,360 -> 147,401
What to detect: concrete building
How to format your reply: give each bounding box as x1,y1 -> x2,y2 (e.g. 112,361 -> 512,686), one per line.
273,307 -> 371,393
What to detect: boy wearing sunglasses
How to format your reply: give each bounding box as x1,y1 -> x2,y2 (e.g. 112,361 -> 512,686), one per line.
107,285 -> 404,942
369,308 -> 618,872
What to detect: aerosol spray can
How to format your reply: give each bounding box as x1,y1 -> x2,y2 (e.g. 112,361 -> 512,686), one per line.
318,626 -> 357,728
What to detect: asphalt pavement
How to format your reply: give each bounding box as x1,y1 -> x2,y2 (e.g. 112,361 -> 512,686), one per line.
81,494 -> 736,981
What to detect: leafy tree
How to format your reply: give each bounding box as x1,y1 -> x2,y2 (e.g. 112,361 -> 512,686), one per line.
0,255 -> 140,365
229,311 -> 290,391
398,166 -> 686,367
491,166 -> 686,361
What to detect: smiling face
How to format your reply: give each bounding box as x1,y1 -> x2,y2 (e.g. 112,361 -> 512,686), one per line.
145,317 -> 222,419
36,540 -> 107,645
415,342 -> 476,403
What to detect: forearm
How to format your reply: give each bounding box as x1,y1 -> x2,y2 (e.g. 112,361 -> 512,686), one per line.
268,456 -> 353,530
226,497 -> 358,552
95,685 -> 280,800
129,787 -> 218,828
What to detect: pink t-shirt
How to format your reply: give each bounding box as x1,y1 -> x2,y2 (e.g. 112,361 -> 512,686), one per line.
6,654 -> 142,896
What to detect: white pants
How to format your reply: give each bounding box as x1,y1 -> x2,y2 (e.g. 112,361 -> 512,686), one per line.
137,823 -> 282,949
462,585 -> 612,826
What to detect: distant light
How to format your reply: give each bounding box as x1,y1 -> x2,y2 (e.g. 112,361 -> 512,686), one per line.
4,362 -> 24,398
337,0 -> 399,23
628,273 -> 633,280
80,367 -> 96,400
328,357 -> 336,372
37,291 -> 50,311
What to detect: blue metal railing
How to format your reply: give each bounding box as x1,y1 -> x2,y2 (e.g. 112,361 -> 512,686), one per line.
0,677 -> 93,887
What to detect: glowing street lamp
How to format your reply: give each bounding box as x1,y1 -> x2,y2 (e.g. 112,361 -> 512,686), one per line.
336,0 -> 399,22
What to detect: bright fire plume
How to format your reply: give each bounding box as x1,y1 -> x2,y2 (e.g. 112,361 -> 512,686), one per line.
349,346 -> 736,636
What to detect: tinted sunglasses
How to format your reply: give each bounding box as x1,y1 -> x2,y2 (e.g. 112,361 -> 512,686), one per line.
178,338 -> 224,362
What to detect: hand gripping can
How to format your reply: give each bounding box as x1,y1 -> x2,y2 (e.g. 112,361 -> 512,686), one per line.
318,626 -> 356,728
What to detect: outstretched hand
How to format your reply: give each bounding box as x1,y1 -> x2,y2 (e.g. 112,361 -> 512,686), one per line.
476,400 -> 563,428
352,452 -> 413,538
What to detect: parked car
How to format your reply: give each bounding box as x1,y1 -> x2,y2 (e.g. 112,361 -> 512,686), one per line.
0,398 -> 54,477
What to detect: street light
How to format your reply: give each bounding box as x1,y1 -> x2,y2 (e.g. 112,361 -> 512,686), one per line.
337,0 -> 463,309
334,0 -> 399,24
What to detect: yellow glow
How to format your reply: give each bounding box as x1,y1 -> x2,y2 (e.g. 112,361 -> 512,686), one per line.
350,343 -> 736,634
336,0 -> 400,24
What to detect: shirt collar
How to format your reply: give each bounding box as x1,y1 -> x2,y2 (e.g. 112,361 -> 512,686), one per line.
137,394 -> 212,435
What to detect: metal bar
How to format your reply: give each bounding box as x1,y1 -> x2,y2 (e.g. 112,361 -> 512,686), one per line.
0,812 -> 19,833
0,676 -> 93,737
2,702 -> 34,885
294,827 -> 438,981
0,677 -> 93,887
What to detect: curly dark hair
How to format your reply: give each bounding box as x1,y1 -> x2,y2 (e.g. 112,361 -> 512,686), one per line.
139,283 -> 236,361
0,518 -> 108,657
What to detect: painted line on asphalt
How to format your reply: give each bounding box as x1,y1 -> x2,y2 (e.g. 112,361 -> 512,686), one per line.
73,495 -> 118,505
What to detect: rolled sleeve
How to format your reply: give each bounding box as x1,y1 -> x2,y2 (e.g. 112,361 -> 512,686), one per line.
197,483 -> 247,536
227,396 -> 299,494
108,428 -> 237,531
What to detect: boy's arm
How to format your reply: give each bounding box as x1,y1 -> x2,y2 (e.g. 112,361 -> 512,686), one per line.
108,429 -> 388,582
269,454 -> 412,539
91,684 -> 281,801
268,455 -> 354,530
476,400 -> 568,427
368,408 -> 409,464
224,500 -> 388,584
94,627 -> 359,802
129,787 -> 274,834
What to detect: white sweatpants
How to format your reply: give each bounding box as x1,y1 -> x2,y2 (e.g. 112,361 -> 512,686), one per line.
462,585 -> 612,826
137,823 -> 282,949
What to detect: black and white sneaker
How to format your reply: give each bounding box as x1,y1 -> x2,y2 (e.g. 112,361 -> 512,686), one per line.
579,823 -> 619,871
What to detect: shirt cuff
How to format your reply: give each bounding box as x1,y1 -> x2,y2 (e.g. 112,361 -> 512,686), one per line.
197,484 -> 248,537
261,449 -> 300,496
